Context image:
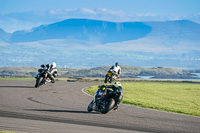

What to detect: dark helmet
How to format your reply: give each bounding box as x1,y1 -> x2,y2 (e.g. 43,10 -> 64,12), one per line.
115,62 -> 119,67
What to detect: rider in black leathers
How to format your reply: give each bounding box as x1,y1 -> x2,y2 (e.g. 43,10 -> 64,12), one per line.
99,81 -> 123,111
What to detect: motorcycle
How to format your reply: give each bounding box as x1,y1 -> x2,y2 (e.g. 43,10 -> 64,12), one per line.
35,65 -> 51,88
104,69 -> 118,83
87,87 -> 118,114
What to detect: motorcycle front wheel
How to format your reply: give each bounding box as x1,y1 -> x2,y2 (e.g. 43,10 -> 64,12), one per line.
104,75 -> 109,83
100,98 -> 115,114
109,77 -> 113,83
35,76 -> 43,88
87,100 -> 94,112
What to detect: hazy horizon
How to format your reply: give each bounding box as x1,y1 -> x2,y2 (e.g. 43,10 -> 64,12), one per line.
0,0 -> 200,33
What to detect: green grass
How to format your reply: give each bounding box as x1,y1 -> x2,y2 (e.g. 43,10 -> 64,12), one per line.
0,131 -> 17,133
85,82 -> 200,117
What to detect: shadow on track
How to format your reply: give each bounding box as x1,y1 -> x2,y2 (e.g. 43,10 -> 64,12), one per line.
0,86 -> 34,88
25,109 -> 99,114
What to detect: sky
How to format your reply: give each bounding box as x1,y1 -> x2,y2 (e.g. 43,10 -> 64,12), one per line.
0,0 -> 200,15
0,0 -> 200,32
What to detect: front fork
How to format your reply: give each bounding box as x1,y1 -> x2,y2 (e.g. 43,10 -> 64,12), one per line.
41,72 -> 48,84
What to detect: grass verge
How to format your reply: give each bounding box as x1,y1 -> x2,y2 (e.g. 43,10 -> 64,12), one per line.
85,82 -> 200,117
0,131 -> 17,133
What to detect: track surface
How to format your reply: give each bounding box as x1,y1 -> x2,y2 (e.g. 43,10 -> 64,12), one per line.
0,80 -> 200,133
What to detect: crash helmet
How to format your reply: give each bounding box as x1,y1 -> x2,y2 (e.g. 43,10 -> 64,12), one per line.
115,62 -> 119,67
52,62 -> 56,68
114,81 -> 121,87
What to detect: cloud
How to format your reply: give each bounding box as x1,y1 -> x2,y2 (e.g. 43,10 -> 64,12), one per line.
95,8 -> 126,16
186,12 -> 200,24
0,8 -> 131,32
136,13 -> 157,17
81,8 -> 97,15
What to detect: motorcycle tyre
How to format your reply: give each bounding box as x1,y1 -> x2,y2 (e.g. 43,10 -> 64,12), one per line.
109,77 -> 112,83
35,76 -> 43,88
104,75 -> 109,83
87,100 -> 94,112
100,98 -> 115,114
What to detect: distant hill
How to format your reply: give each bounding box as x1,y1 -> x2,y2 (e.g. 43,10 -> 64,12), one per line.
8,19 -> 152,44
2,19 -> 200,45
0,19 -> 198,45
144,20 -> 200,48
0,66 -> 199,79
0,28 -> 11,42
0,19 -> 200,68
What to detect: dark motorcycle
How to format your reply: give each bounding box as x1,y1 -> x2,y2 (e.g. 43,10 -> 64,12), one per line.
87,87 -> 118,114
104,69 -> 118,83
35,65 -> 50,88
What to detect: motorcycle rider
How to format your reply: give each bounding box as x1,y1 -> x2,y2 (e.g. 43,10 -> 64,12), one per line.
45,62 -> 57,83
99,81 -> 123,111
110,62 -> 121,79
37,62 -> 57,83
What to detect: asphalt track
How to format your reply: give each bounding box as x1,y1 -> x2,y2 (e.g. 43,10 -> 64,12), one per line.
0,80 -> 200,133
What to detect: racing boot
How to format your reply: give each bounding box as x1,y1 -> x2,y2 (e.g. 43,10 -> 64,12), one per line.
48,73 -> 55,83
113,105 -> 118,111
113,101 -> 120,111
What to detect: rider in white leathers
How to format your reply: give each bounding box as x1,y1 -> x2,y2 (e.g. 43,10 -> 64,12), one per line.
38,62 -> 57,83
110,62 -> 121,79
46,62 -> 57,83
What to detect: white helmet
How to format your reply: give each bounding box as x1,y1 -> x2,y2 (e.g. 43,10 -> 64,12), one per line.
52,62 -> 56,68
114,81 -> 121,87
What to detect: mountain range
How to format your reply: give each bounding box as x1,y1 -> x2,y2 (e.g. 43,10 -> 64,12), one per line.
0,19 -> 200,69
3,19 -> 152,44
